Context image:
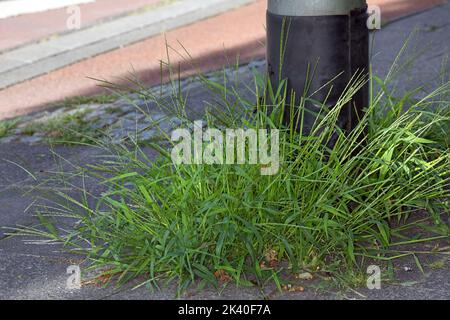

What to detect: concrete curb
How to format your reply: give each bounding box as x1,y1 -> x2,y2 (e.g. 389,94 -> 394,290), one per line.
0,0 -> 255,89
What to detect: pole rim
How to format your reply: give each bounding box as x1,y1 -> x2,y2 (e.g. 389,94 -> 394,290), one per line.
267,0 -> 367,16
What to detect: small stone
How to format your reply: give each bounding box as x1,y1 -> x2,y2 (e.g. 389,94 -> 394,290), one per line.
124,111 -> 145,121
20,134 -> 44,144
403,266 -> 413,272
139,129 -> 157,141
91,116 -> 117,130
156,120 -> 174,134
83,109 -> 107,122
109,128 -> 125,138
117,118 -> 137,129
247,60 -> 265,70
114,100 -> 135,113
282,284 -> 304,293
145,113 -> 166,123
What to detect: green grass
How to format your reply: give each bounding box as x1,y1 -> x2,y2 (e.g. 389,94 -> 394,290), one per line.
0,119 -> 18,138
428,259 -> 446,270
13,49 -> 450,294
0,94 -> 118,142
22,111 -> 100,144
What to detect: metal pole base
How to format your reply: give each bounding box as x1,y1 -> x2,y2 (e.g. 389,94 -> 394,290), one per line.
266,5 -> 369,135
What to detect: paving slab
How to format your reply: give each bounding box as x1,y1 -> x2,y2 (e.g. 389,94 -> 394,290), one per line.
0,142 -> 103,187
0,142 -> 106,238
371,3 -> 450,94
0,188 -> 37,238
0,251 -> 120,300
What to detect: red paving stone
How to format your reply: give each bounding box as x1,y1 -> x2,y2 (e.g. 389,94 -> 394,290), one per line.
0,0 -> 163,52
0,0 -> 446,119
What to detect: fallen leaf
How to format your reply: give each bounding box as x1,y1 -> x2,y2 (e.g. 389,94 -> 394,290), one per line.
81,268 -> 116,287
282,284 -> 291,291
282,284 -> 304,292
214,270 -> 231,283
290,285 -> 305,292
82,273 -> 112,287
269,259 -> 279,268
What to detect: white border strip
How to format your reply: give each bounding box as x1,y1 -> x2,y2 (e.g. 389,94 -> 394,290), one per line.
0,0 -> 94,19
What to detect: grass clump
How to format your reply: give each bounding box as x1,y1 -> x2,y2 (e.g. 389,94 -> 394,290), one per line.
428,259 -> 446,270
0,119 -> 18,138
16,57 -> 449,294
22,111 -> 99,144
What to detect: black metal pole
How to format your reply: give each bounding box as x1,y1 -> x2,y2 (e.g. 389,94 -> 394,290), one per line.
267,0 -> 369,134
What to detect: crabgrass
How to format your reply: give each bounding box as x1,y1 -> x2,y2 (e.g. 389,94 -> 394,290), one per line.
428,259 -> 446,270
0,94 -> 117,143
12,49 -> 450,294
0,119 -> 18,138
22,111 -> 100,144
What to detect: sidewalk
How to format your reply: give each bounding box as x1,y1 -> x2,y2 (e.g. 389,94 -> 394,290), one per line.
0,4 -> 449,299
0,0 -> 164,52
0,0 -> 447,120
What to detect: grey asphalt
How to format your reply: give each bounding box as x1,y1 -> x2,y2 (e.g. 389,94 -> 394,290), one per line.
0,5 -> 449,300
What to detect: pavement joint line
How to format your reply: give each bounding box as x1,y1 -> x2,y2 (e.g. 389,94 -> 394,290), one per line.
0,0 -> 256,90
